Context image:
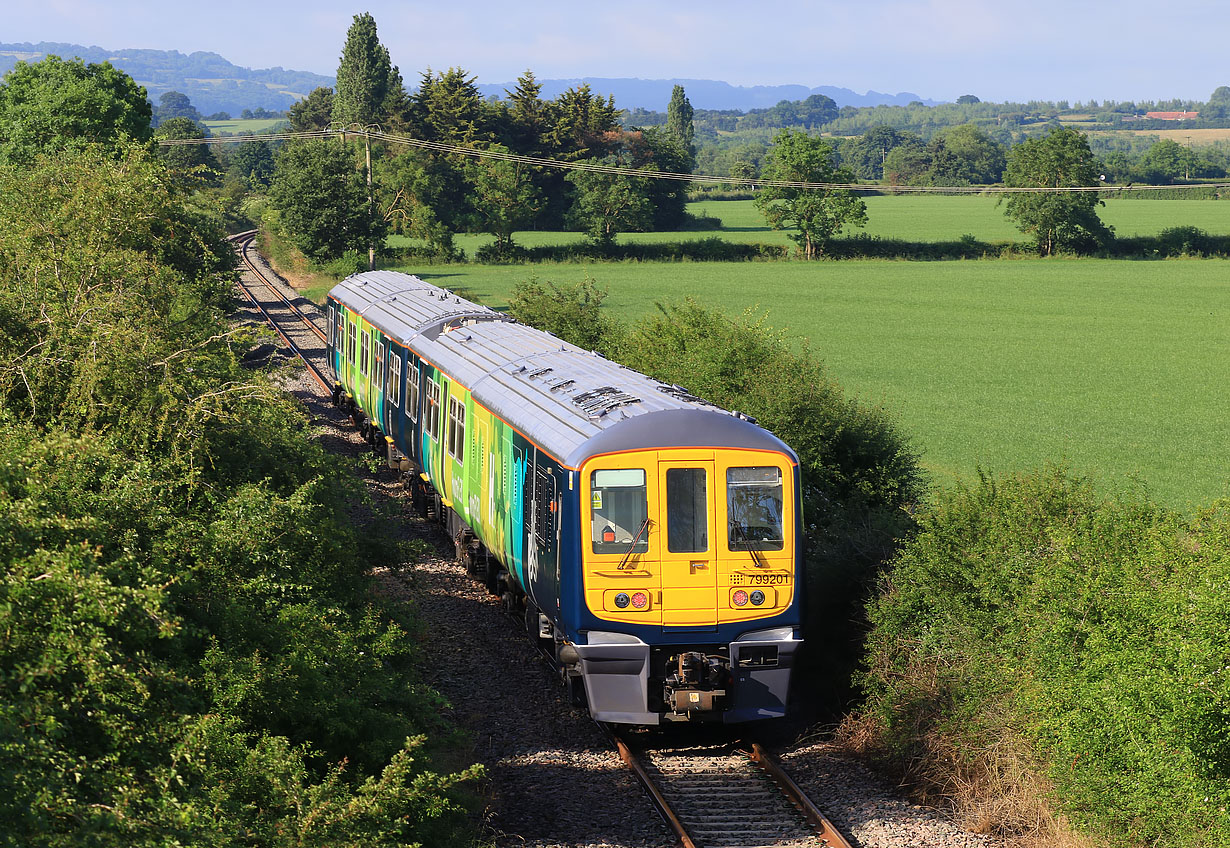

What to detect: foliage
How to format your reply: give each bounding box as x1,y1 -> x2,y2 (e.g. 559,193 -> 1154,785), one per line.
755,129 -> 868,258
1002,127 -> 1112,255
466,145 -> 542,258
269,139 -> 384,261
0,55 -> 152,164
288,86 -> 335,132
0,140 -> 480,846
856,468 -> 1230,845
154,116 -> 218,185
565,164 -> 654,247
228,138 -> 275,189
665,84 -> 695,157
507,274 -> 619,351
332,12 -> 393,130
153,90 -> 201,125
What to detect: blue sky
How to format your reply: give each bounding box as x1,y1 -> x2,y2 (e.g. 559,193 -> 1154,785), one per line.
5,0 -> 1227,103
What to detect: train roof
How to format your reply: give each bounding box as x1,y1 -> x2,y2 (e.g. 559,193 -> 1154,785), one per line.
329,272 -> 797,469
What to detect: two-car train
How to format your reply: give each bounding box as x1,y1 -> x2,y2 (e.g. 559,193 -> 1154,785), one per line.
325,271 -> 803,725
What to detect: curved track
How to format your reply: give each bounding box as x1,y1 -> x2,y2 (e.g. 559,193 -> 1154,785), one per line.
611,730 -> 854,848
230,231 -> 332,394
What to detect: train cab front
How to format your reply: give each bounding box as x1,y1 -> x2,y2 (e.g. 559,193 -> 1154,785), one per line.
570,447 -> 803,725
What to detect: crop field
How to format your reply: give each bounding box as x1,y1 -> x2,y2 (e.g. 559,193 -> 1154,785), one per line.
1089,127 -> 1230,145
387,257 -> 1229,510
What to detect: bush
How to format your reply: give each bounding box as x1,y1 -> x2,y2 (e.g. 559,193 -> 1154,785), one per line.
854,467 -> 1230,845
507,274 -> 620,352
0,145 -> 481,846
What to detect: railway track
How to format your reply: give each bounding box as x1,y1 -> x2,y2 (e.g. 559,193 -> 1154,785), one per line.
228,236 -> 858,848
229,230 -> 332,394
611,730 -> 854,848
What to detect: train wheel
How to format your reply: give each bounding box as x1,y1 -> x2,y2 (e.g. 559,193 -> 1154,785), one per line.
566,673 -> 587,709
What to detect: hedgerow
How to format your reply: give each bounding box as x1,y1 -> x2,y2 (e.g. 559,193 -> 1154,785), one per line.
853,467 -> 1230,845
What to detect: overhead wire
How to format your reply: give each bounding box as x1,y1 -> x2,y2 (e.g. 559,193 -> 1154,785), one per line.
158,128 -> 1230,194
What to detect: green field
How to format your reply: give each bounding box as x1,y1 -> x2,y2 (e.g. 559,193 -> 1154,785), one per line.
204,118 -> 288,135
388,196 -> 1230,256
385,257 -> 1229,510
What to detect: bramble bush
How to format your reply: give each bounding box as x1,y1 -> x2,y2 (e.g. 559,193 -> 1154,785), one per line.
0,146 -> 481,846
854,467 -> 1230,846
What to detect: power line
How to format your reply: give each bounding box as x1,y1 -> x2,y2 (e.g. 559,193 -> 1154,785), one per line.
158,128 -> 1230,194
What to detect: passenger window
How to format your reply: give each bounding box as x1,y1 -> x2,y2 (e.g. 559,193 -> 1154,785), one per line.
447,396 -> 466,460
666,468 -> 708,553
727,467 -> 785,551
360,330 -> 370,377
425,379 -> 441,439
327,305 -> 335,346
591,469 -> 648,554
390,353 -> 401,407
406,362 -> 420,421
346,322 -> 356,365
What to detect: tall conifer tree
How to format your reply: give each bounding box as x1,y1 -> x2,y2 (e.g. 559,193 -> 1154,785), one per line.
665,84 -> 695,156
332,12 -> 392,128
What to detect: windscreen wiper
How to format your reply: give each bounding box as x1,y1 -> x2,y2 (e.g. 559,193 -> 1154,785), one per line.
617,517 -> 651,570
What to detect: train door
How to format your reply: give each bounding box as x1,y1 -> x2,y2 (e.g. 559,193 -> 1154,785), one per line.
386,347 -> 401,439
326,304 -> 337,377
373,336 -> 385,427
404,357 -> 420,464
358,326 -> 371,412
657,457 -> 718,628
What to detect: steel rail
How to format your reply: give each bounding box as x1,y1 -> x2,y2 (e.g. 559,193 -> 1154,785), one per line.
607,725 -> 853,848
228,233 -> 332,395
235,234 -> 328,345
606,726 -> 699,848
742,742 -> 855,848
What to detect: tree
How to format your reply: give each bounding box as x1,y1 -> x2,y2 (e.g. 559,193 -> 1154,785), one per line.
844,125 -> 921,180
930,124 -> 1005,185
0,55 -> 152,164
1002,127 -> 1111,256
956,94 -> 981,105
797,94 -> 838,129
1139,139 -> 1193,183
1204,85 -> 1230,121
565,165 -> 653,248
154,116 -> 217,184
754,129 -> 867,258
229,138 -> 275,188
288,86 -> 335,132
332,13 -> 392,129
467,145 -> 542,258
665,84 -> 695,156
154,90 -> 200,124
269,139 -> 383,261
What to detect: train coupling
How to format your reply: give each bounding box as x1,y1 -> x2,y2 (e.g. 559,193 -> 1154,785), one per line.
664,651 -> 730,714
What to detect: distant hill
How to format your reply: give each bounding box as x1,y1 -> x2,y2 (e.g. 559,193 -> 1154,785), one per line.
477,77 -> 941,111
0,42 -> 335,116
0,42 -> 939,117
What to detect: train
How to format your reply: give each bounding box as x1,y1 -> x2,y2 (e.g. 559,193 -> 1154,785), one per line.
325,271 -> 803,725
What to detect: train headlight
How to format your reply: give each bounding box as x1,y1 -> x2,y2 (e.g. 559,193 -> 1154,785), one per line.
750,590 -> 766,606
630,591 -> 649,609
732,589 -> 749,607
614,592 -> 631,609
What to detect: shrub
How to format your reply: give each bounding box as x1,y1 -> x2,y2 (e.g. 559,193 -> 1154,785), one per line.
854,467 -> 1230,845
